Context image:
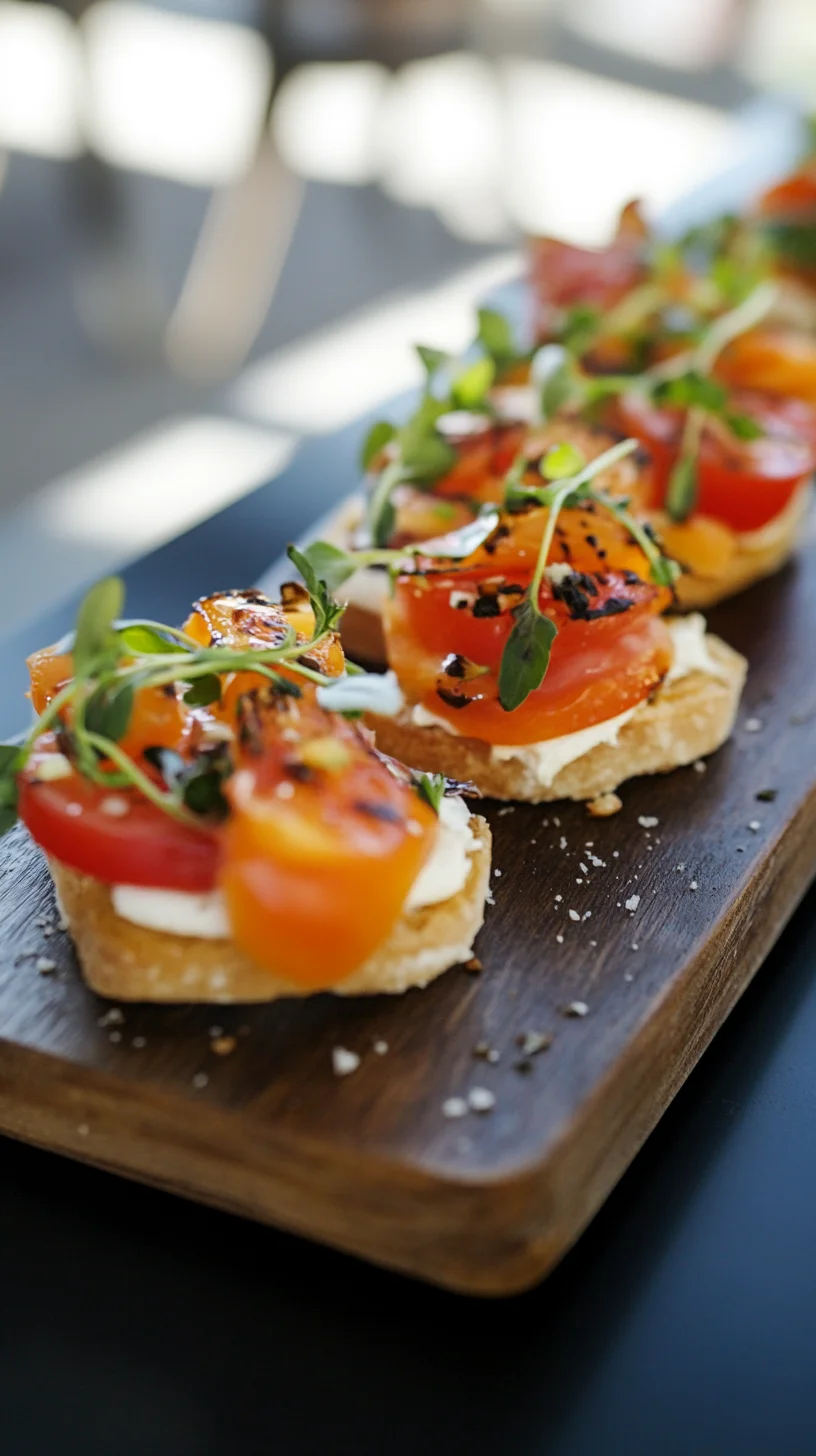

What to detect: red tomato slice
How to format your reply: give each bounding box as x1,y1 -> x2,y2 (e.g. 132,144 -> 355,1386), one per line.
19,748 -> 219,891
385,565 -> 672,746
613,390 -> 816,533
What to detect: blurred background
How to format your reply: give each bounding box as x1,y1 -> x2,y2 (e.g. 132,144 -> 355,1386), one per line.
0,0 -> 811,629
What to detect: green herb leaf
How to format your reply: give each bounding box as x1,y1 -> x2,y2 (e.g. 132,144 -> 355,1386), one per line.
653,370 -> 727,413
415,772 -> 447,815
360,419 -> 396,472
541,442 -> 586,481
398,432 -> 457,483
498,600 -> 557,713
451,356 -> 496,411
665,453 -> 698,522
182,769 -> 230,818
293,540 -> 360,595
73,576 -> 125,678
287,543 -> 345,634
84,682 -> 134,742
476,307 -> 515,364
560,304 -> 601,355
724,411 -> 764,441
118,623 -> 188,656
183,674 -> 222,708
366,457 -> 403,547
0,743 -> 22,838
415,344 -> 449,387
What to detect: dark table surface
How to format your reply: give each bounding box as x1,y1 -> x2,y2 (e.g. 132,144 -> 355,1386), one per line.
2,418 -> 816,1456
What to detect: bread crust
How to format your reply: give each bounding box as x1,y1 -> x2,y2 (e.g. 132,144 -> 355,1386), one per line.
668,484 -> 811,610
47,817 -> 491,1004
369,636 -> 746,803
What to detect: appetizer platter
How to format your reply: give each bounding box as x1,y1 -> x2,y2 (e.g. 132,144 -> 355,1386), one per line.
1,142 -> 816,1294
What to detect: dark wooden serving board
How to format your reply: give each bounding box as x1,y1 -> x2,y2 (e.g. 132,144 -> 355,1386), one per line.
1,503 -> 815,1291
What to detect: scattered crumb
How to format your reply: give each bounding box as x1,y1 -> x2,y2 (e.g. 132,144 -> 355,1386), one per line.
744,717 -> 763,733
497,806 -> 515,816
579,863 -> 589,875
625,894 -> 640,912
468,1087 -> 496,1113
493,868 -> 502,878
516,1030 -> 552,1057
442,1096 -> 468,1119
191,1071 -> 209,1090
211,1035 -> 237,1057
108,1030 -> 122,1044
556,933 -> 564,944
624,972 -> 634,982
689,880 -> 698,891
485,887 -> 495,906
35,956 -> 56,975
756,789 -> 777,803
588,792 -> 622,818
555,894 -> 562,903
568,909 -> 580,922
637,815 -> 659,829
373,1039 -> 389,1056
332,1047 -> 360,1077
693,760 -> 706,773
464,956 -> 483,975
564,1001 -> 589,1018
131,1035 -> 147,1050
748,820 -> 761,832
631,943 -> 639,951
98,1008 -> 124,1028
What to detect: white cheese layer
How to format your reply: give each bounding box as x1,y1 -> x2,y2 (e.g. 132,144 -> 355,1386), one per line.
110,885 -> 231,939
110,796 -> 477,937
404,793 -> 477,911
411,616 -> 724,788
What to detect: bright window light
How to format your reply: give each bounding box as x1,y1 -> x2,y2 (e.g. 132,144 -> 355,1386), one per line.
231,252 -> 519,434
502,60 -> 736,242
0,2 -> 82,159
565,0 -> 733,69
273,61 -> 389,184
377,52 -> 503,209
82,2 -> 272,185
0,417 -> 295,628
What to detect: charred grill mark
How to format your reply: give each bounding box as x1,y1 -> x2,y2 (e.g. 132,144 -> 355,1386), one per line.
436,684 -> 472,709
280,580 -> 311,610
482,522 -> 511,555
353,799 -> 403,824
472,595 -> 502,618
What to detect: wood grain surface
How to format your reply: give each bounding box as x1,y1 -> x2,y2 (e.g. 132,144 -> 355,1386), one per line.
1,519 -> 815,1293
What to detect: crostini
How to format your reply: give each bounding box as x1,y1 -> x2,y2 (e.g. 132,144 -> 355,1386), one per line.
305,439 -> 746,804
3,578 -> 490,1001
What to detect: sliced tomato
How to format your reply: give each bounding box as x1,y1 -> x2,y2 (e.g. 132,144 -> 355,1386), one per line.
18,744 -> 219,891
385,562 -> 671,746
528,202 -> 648,339
715,330 -> 816,407
613,389 -> 816,532
220,693 -> 435,987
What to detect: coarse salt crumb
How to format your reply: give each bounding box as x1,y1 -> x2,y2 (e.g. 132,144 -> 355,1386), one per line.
568,909 -> 580,922
131,1035 -> 147,1049
624,972 -> 634,982
556,933 -> 564,944
559,836 -> 567,850
565,1001 -> 589,1018
497,806 -> 515,816
442,1096 -> 468,1120
588,792 -> 622,818
373,1039 -> 389,1056
638,815 -> 659,828
625,894 -> 640,912
579,863 -> 589,874
589,939 -> 597,947
109,1030 -> 122,1044
744,718 -> 763,733
748,820 -> 761,832
693,760 -> 706,773
689,880 -> 698,891
555,894 -> 562,903
631,943 -> 639,951
332,1047 -> 360,1077
211,1035 -> 237,1057
485,887 -> 495,905
191,1071 -> 209,1090
98,1008 -> 124,1027
553,816 -> 560,827
493,868 -> 502,878
583,911 -> 592,920
35,956 -> 56,975
576,878 -> 584,885
468,1087 -> 496,1113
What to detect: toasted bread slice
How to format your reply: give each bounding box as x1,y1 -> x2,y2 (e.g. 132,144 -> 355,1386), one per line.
369,637 -> 746,804
47,816 -> 491,1003
669,484 -> 812,611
